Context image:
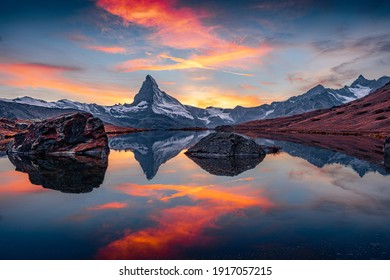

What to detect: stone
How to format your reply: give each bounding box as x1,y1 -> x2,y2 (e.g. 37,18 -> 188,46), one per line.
185,132 -> 265,157
7,113 -> 109,158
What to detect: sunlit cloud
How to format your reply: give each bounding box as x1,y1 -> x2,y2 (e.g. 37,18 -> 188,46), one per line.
191,76 -> 210,81
85,45 -> 127,54
160,81 -> 176,85
96,0 -> 216,50
98,0 -> 272,76
0,62 -> 131,105
115,46 -> 270,76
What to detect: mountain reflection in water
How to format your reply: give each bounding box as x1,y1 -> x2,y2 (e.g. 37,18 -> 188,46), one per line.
109,131 -> 209,179
109,131 -> 389,179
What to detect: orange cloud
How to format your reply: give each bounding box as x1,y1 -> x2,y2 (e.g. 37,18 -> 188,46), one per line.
85,45 -> 127,54
97,182 -> 274,259
87,202 -> 128,211
97,0 -> 216,50
98,0 -> 272,75
191,76 -> 210,81
115,45 -> 270,76
0,63 -> 131,105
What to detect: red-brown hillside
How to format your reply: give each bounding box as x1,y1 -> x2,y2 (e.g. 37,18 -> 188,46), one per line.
231,82 -> 390,136
104,123 -> 147,135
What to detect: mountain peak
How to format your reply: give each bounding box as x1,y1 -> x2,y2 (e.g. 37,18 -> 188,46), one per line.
305,84 -> 325,97
132,75 -> 162,105
145,74 -> 157,85
351,74 -> 370,87
312,84 -> 325,90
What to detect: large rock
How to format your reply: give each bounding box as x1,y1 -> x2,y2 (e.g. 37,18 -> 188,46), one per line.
8,153 -> 107,193
385,137 -> 390,169
185,132 -> 265,157
7,113 -> 109,158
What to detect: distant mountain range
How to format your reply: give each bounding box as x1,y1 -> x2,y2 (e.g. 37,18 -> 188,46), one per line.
1,74 -> 389,129
231,81 -> 390,134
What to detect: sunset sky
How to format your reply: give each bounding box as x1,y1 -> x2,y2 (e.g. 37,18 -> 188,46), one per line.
0,0 -> 389,107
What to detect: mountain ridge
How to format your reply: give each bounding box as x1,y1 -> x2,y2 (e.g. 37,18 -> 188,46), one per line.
1,74 -> 389,129
228,82 -> 390,135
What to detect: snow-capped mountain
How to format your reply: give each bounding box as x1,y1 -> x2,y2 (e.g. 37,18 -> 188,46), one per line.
131,75 -> 194,120
0,74 -> 389,129
228,75 -> 390,124
118,75 -> 202,129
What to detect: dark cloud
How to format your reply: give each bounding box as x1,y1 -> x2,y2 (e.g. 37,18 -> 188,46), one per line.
311,40 -> 346,53
19,63 -> 83,72
331,60 -> 359,77
312,34 -> 390,55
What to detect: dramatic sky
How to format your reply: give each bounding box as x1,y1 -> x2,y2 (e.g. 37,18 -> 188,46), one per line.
0,0 -> 389,107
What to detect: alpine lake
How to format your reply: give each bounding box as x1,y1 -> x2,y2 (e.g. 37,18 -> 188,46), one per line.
0,131 -> 389,260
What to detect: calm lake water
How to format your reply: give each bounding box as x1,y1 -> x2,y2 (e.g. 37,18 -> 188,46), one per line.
0,131 -> 389,260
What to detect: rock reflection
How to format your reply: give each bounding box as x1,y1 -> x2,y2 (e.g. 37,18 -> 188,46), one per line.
186,155 -> 265,176
8,154 -> 108,193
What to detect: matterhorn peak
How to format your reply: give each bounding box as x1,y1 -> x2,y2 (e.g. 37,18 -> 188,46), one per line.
145,74 -> 158,85
131,75 -> 163,105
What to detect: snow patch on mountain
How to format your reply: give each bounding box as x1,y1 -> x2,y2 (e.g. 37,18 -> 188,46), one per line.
348,85 -> 371,99
264,109 -> 274,117
152,101 -> 194,120
108,101 -> 148,116
13,96 -> 57,108
205,107 -> 234,122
